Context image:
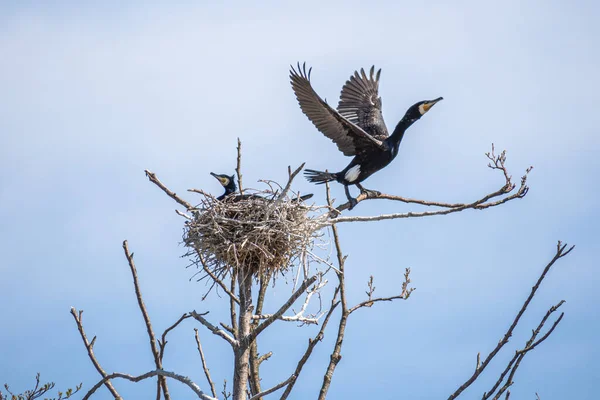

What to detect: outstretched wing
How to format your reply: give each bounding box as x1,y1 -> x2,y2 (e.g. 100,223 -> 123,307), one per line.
290,63 -> 385,157
337,66 -> 389,139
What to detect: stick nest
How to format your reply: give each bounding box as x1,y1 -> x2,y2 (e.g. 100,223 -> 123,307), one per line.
184,188 -> 324,279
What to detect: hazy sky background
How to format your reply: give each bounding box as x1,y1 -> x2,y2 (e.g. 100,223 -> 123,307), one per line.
1,1 -> 598,399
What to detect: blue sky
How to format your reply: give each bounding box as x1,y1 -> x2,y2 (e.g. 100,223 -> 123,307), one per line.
1,1 -> 598,399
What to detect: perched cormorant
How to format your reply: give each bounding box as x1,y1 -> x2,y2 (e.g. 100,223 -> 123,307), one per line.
210,172 -> 313,202
210,172 -> 237,201
290,63 -> 443,209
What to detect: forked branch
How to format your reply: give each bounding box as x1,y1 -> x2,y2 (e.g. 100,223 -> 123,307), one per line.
249,274 -> 319,342
122,240 -> 170,400
448,241 -> 574,399
348,269 -> 414,314
82,370 -> 216,400
484,301 -> 565,400
70,308 -> 120,399
191,311 -> 238,347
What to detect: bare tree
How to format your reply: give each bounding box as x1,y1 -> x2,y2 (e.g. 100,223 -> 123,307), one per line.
62,140 -> 572,400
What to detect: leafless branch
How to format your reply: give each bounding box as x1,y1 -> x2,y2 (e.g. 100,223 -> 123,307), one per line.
276,163 -> 306,202
82,370 -> 216,400
145,169 -> 194,210
448,241 -> 575,400
248,375 -> 295,400
252,278 -> 328,325
188,188 -> 218,199
2,373 -> 82,400
331,145 -> 532,217
195,329 -> 218,398
236,138 -> 243,193
230,270 -> 239,340
191,311 -> 238,347
485,301 -> 565,400
280,288 -> 341,400
249,271 -> 273,398
317,182 -> 349,400
249,274 -> 319,342
220,322 -> 235,334
258,352 -> 273,365
198,253 -> 240,304
348,269 -> 414,314
222,380 -> 231,400
251,313 -> 323,325
159,313 -> 191,361
122,240 -> 170,400
69,308 -> 120,399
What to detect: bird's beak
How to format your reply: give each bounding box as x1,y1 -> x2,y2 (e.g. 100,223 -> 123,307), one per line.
422,97 -> 443,113
210,172 -> 228,185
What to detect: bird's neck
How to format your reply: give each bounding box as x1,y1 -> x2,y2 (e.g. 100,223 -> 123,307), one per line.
219,184 -> 237,200
389,116 -> 417,145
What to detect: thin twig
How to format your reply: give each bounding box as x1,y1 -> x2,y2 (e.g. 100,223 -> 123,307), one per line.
159,313 -> 192,361
249,274 -> 319,342
280,288 -> 341,400
198,254 -> 240,304
251,313 -> 322,325
82,370 -> 216,400
145,170 -> 194,210
253,278 -> 328,325
248,375 -> 295,400
122,240 -> 170,400
236,138 -> 243,193
276,163 -> 306,202
222,380 -> 231,400
448,241 -> 574,400
191,311 -> 238,347
348,270 -> 414,314
258,352 -> 273,365
69,308 -> 121,399
195,329 -> 217,398
488,302 -> 565,400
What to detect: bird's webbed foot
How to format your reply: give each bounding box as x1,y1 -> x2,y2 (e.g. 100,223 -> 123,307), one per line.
356,183 -> 381,198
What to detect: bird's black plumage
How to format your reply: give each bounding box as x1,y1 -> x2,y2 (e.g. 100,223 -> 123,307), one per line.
210,173 -> 238,201
210,172 -> 313,203
290,63 -> 442,209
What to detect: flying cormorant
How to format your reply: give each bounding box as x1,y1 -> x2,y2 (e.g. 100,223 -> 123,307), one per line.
210,172 -> 313,202
289,63 -> 442,209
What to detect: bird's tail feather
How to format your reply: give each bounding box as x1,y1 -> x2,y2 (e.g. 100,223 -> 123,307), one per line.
304,169 -> 337,184
297,193 -> 314,201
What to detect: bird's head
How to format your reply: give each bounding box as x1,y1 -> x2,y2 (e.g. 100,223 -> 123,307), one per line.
210,172 -> 237,194
404,97 -> 444,122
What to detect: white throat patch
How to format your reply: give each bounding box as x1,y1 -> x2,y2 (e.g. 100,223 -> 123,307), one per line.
344,165 -> 361,183
418,103 -> 427,115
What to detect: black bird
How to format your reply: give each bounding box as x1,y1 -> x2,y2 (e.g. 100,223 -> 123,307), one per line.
290,63 -> 442,209
210,172 -> 237,201
210,172 -> 313,202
